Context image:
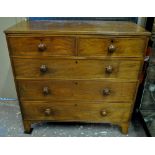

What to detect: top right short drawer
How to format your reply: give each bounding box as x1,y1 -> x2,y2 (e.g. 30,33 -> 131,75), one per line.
78,37 -> 147,57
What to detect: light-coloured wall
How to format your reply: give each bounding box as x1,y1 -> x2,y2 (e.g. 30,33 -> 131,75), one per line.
0,17 -> 26,99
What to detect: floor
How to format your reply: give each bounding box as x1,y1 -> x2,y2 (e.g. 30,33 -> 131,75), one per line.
0,101 -> 146,137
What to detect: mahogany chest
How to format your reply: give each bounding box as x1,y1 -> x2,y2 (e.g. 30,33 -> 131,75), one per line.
5,20 -> 150,134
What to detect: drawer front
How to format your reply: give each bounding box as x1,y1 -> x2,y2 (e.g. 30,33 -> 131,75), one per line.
18,80 -> 137,101
8,36 -> 75,56
13,58 -> 141,79
79,37 -> 146,57
22,101 -> 131,122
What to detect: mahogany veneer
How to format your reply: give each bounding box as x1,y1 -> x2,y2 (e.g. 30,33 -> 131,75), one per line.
5,20 -> 150,134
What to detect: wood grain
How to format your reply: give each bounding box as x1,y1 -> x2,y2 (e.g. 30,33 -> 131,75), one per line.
79,37 -> 147,57
8,36 -> 75,56
5,20 -> 151,36
21,100 -> 131,123
17,79 -> 137,102
13,58 -> 141,80
5,20 -> 150,134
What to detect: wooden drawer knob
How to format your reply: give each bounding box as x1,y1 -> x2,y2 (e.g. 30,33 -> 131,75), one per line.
44,108 -> 51,116
105,65 -> 113,74
38,43 -> 46,52
40,65 -> 48,73
103,88 -> 111,96
100,110 -> 107,117
108,44 -> 116,53
43,86 -> 49,95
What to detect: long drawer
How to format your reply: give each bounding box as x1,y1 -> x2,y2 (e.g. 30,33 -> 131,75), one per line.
17,79 -> 137,101
13,58 -> 141,79
22,100 -> 131,123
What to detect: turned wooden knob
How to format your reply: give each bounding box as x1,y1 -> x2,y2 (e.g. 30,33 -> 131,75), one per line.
43,86 -> 49,95
100,110 -> 107,117
105,65 -> 113,74
44,108 -> 51,116
38,43 -> 46,52
40,65 -> 48,73
108,44 -> 116,53
103,88 -> 111,96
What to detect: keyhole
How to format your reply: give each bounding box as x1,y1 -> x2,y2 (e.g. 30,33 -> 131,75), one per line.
74,82 -> 78,85
75,60 -> 78,64
111,39 -> 114,43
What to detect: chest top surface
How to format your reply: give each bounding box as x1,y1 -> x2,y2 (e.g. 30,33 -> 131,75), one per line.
5,20 -> 151,36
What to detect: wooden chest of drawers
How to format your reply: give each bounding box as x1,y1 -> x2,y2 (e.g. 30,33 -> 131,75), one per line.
5,20 -> 150,134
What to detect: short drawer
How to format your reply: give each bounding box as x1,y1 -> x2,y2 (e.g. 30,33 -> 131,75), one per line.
18,79 -> 137,102
78,37 -> 147,57
8,36 -> 75,56
22,100 -> 131,122
13,58 -> 141,79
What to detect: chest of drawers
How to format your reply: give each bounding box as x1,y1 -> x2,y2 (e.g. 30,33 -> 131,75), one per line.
5,20 -> 150,134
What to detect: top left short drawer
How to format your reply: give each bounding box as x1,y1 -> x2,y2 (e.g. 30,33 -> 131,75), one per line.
7,36 -> 76,56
